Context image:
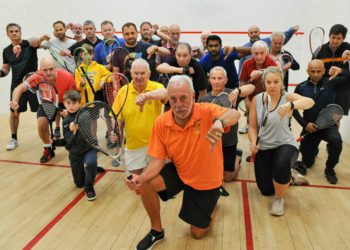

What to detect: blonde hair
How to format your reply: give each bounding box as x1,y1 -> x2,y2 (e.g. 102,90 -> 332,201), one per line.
263,66 -> 285,94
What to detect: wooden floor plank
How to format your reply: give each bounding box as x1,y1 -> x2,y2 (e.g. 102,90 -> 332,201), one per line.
0,112 -> 350,249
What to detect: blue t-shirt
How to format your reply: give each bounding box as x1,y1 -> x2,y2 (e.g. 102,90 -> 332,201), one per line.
199,49 -> 239,89
93,36 -> 125,65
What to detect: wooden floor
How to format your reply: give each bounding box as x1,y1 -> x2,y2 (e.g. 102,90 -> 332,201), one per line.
1,111 -> 350,250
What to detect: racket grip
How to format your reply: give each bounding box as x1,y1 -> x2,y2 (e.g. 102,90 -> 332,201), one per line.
127,175 -> 140,195
250,152 -> 256,163
250,137 -> 259,163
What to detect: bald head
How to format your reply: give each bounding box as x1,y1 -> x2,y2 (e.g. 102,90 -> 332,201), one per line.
248,25 -> 260,41
40,57 -> 56,69
40,57 -> 57,82
308,59 -> 324,70
307,59 -> 325,84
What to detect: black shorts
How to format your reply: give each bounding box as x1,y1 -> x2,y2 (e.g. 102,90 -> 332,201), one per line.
158,162 -> 221,229
10,86 -> 38,113
223,144 -> 237,172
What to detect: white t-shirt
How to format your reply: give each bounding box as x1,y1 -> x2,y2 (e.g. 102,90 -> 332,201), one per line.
42,38 -> 76,73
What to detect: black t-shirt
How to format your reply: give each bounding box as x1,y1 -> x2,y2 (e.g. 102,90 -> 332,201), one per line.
122,41 -> 158,81
3,40 -> 38,86
166,57 -> 208,99
68,37 -> 102,54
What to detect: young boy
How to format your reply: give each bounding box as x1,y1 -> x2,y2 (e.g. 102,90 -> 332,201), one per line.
74,43 -> 111,105
56,90 -> 99,201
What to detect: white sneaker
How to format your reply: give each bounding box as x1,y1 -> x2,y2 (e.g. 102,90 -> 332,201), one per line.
6,139 -> 18,151
291,169 -> 309,185
270,196 -> 285,216
239,124 -> 249,134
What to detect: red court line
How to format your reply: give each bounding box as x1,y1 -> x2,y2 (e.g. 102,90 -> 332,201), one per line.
96,31 -> 304,35
22,172 -> 107,250
0,159 -> 70,168
241,181 -> 254,250
2,159 -> 350,190
303,184 -> 350,190
0,159 -> 124,173
235,177 -> 350,190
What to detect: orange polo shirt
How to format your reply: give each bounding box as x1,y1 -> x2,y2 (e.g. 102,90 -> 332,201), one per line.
148,103 -> 226,190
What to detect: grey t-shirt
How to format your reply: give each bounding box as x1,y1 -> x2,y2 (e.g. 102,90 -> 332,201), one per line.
256,92 -> 298,150
200,88 -> 238,146
43,38 -> 76,73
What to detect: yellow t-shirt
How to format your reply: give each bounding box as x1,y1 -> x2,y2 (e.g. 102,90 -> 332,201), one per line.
74,61 -> 111,105
112,80 -> 165,150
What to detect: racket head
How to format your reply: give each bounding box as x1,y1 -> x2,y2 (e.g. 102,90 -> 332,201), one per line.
309,27 -> 325,57
103,73 -> 130,107
211,92 -> 233,108
103,38 -> 121,59
49,48 -> 69,70
75,101 -> 121,154
314,104 -> 343,129
111,47 -> 132,76
37,82 -> 59,121
281,53 -> 293,67
157,73 -> 170,88
23,71 -> 48,93
73,46 -> 89,77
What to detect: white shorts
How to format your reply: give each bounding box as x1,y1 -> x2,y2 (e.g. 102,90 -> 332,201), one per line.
124,146 -> 150,171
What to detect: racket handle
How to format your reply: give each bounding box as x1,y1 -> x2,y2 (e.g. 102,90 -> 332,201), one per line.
250,152 -> 256,163
250,137 -> 259,163
296,134 -> 306,142
127,175 -> 140,195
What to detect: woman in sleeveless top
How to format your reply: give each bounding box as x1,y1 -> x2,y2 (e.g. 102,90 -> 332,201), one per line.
248,66 -> 314,216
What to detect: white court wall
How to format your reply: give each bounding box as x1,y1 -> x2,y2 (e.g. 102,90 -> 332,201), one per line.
0,0 -> 349,143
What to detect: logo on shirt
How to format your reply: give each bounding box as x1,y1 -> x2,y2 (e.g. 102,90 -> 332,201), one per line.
193,120 -> 201,135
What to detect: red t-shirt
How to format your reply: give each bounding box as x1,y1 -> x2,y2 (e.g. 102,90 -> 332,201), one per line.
24,69 -> 76,103
240,55 -> 277,99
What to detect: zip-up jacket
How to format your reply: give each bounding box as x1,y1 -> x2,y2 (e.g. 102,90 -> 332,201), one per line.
293,70 -> 350,127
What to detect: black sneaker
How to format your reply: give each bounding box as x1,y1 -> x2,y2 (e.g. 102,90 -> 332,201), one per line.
97,166 -> 106,173
54,127 -> 61,139
292,161 -> 307,176
85,187 -> 96,201
40,147 -> 55,163
219,186 -> 230,197
325,168 -> 338,184
136,229 -> 164,250
236,148 -> 243,164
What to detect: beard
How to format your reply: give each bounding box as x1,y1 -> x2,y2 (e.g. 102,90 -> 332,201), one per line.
127,38 -> 137,46
209,50 -> 219,57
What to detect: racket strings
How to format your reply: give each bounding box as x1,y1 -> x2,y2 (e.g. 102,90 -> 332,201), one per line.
77,103 -> 115,149
309,27 -> 325,57
103,73 -> 129,107
212,93 -> 232,108
38,83 -> 58,121
314,105 -> 343,129
42,102 -> 58,121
